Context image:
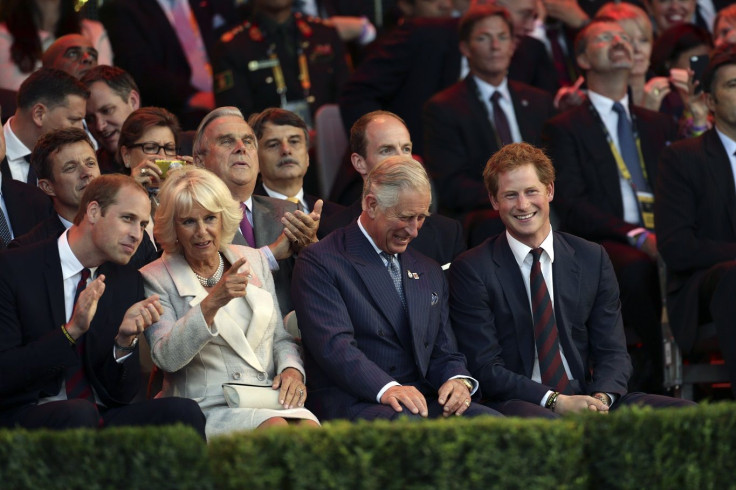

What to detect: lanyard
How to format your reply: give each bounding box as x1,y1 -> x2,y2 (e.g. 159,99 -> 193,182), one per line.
586,100 -> 649,188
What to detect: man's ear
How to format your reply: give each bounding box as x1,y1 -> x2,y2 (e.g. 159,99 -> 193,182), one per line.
363,193 -> 379,218
86,200 -> 101,224
576,52 -> 591,71
30,103 -> 47,128
128,90 -> 141,110
489,192 -> 500,211
37,178 -> 57,198
351,153 -> 368,176
547,182 -> 555,202
459,41 -> 471,60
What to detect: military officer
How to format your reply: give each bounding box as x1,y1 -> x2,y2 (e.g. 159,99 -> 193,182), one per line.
212,0 -> 350,126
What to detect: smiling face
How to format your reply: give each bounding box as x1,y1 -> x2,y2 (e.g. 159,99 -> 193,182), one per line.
39,140 -> 100,218
174,201 -> 222,266
86,81 -> 139,153
256,122 -> 309,188
647,0 -> 695,33
196,116 -> 259,195
363,187 -> 430,254
490,163 -> 553,249
460,14 -> 514,86
89,184 -> 150,264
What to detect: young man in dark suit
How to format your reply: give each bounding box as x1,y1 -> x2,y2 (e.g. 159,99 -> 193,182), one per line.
423,4 -> 555,216
449,142 -> 693,417
656,45 -> 736,397
0,174 -> 206,434
293,155 -> 500,421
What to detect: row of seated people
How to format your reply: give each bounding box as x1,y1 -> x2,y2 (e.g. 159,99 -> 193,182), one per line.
0,4 -> 732,438
0,122 -> 695,441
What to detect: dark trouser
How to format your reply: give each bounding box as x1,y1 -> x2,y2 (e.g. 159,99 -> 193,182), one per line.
486,392 -> 695,418
351,399 -> 501,421
0,398 -> 206,439
602,241 -> 662,390
698,261 -> 736,397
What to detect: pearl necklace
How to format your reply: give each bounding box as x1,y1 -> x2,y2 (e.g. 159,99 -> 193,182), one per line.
194,253 -> 224,288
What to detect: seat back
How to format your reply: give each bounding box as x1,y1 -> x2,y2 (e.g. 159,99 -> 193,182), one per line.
314,104 -> 348,198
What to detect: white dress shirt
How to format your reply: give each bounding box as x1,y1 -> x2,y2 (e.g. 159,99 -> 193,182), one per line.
473,75 -> 523,144
587,91 -> 641,226
261,183 -> 309,212
3,117 -> 31,182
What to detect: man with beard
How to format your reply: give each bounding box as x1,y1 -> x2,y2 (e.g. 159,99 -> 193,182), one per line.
542,18 -> 676,392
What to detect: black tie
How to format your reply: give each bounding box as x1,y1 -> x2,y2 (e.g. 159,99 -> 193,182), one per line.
490,91 -> 512,147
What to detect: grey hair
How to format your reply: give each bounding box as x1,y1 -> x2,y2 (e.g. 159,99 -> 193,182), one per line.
192,106 -> 245,158
362,155 -> 431,210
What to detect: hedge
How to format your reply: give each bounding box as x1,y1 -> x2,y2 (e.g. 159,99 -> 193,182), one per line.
1,403 -> 734,489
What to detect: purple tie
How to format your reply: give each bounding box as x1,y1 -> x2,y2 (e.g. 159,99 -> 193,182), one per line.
491,91 -> 512,147
240,203 -> 256,247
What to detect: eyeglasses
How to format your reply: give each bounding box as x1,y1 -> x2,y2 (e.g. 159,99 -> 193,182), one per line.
594,32 -> 632,45
63,46 -> 99,62
128,142 -> 177,156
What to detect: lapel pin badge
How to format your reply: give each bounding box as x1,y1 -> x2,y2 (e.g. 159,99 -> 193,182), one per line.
521,99 -> 529,107
407,270 -> 420,279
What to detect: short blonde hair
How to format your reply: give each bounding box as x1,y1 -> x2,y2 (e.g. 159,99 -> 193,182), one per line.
596,2 -> 653,43
154,166 -> 243,254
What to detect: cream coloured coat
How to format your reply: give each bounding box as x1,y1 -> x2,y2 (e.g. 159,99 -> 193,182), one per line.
141,244 -> 317,437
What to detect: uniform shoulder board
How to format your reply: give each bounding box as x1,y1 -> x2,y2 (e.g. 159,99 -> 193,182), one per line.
220,21 -> 250,43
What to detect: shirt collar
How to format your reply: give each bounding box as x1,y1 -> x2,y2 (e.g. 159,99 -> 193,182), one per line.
473,75 -> 510,102
506,229 -> 555,268
715,126 -> 736,158
58,229 -> 87,282
588,90 -> 630,118
357,214 -> 390,257
262,183 -> 305,204
3,117 -> 31,162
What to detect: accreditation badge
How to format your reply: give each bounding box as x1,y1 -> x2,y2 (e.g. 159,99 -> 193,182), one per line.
637,191 -> 655,230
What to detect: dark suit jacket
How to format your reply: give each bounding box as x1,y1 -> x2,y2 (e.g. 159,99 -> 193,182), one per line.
1,176 -> 53,240
252,181 -> 345,225
318,199 -> 466,268
542,100 -> 676,242
449,232 -> 631,404
99,0 -> 227,121
423,77 -> 555,215
508,36 -> 559,95
292,221 -> 471,420
655,129 -> 736,353
0,239 -> 144,412
339,17 -> 462,157
231,194 -> 297,314
8,213 -> 159,270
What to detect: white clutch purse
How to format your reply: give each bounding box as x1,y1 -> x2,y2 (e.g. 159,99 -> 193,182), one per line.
222,383 -> 284,410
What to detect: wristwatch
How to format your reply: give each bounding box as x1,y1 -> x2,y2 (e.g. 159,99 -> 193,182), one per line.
114,336 -> 139,352
459,378 -> 473,392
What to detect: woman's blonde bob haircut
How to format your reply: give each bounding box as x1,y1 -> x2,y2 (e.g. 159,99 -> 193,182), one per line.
154,166 -> 243,255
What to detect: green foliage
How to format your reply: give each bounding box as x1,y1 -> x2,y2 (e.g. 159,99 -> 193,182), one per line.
2,404 -> 736,489
0,424 -> 211,490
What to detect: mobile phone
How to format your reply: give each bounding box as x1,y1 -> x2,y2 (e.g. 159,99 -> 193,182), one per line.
690,54 -> 709,94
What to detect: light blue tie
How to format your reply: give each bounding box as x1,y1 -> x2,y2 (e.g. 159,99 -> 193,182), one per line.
612,102 -> 649,192
381,252 -> 407,311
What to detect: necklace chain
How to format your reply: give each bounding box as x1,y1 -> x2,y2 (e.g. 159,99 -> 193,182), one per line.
194,253 -> 224,288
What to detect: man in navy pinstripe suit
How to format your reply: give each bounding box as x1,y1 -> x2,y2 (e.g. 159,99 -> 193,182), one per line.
291,155 -> 500,421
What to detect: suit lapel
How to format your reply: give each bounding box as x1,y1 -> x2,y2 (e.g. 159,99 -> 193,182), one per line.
493,236 -> 535,377
162,250 -> 266,372
464,77 -> 498,152
550,233 -> 585,380
344,223 -> 407,335
401,250 -> 431,374
703,130 -> 736,235
509,81 -> 535,142
43,241 -> 66,329
580,105 -> 624,214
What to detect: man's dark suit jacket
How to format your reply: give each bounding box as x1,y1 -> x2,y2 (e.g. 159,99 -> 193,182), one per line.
292,221 -> 471,420
99,0 -> 229,125
655,129 -> 736,353
8,214 -> 159,270
1,176 -> 53,240
542,101 -> 676,242
231,194 -> 297,315
0,239 -> 145,413
252,181 -> 345,226
449,232 -> 632,404
318,199 -> 466,268
423,76 -> 555,215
